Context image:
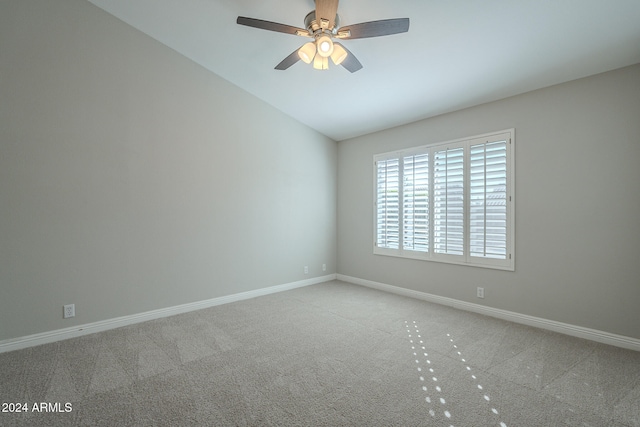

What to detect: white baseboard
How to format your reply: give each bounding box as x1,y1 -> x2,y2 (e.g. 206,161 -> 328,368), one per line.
0,274 -> 337,354
337,274 -> 640,352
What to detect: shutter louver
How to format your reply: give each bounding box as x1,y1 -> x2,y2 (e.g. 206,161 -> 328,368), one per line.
403,154 -> 429,252
470,140 -> 507,259
433,147 -> 464,255
376,158 -> 400,249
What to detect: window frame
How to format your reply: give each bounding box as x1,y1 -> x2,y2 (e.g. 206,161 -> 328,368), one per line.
373,129 -> 515,271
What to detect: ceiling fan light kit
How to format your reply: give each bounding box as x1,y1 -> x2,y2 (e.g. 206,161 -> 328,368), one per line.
237,0 -> 409,73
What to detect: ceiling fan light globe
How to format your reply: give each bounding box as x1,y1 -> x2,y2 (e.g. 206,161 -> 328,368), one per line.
313,54 -> 328,70
331,44 -> 348,65
316,35 -> 334,58
298,42 -> 316,64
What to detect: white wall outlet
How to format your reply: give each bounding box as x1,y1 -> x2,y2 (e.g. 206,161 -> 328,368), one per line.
322,263 -> 326,271
477,287 -> 485,299
304,266 -> 309,274
63,304 -> 75,318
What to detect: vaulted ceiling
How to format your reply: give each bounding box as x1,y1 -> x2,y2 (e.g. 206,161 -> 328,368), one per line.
88,0 -> 640,141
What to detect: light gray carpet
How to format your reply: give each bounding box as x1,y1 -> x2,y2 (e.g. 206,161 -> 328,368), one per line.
1,281 -> 639,426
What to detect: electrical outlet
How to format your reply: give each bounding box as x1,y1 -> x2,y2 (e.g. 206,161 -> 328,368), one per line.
476,287 -> 485,299
63,304 -> 75,319
322,263 -> 326,272
304,266 -> 309,274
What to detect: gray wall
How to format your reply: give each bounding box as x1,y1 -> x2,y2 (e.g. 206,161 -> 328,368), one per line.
338,64 -> 640,339
0,0 -> 337,341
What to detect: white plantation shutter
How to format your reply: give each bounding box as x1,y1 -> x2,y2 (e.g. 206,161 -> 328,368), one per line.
403,154 -> 429,252
376,158 -> 400,249
433,147 -> 464,256
469,140 -> 508,260
373,129 -> 513,270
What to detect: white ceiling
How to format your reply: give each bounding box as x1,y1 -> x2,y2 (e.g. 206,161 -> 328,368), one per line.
87,0 -> 640,141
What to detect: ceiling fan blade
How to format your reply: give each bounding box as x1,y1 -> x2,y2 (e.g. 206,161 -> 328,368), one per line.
315,0 -> 339,30
237,16 -> 307,36
340,18 -> 410,39
275,49 -> 301,70
335,42 -> 362,73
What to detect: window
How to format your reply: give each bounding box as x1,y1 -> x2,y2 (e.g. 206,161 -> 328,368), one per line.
374,130 -> 514,270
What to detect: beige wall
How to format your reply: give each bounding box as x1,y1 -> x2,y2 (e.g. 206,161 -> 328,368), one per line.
0,0 -> 337,341
338,64 -> 640,339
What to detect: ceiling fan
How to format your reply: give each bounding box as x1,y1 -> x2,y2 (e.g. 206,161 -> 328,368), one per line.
237,0 -> 409,72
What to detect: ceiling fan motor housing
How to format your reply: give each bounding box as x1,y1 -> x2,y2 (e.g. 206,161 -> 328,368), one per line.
304,11 -> 340,34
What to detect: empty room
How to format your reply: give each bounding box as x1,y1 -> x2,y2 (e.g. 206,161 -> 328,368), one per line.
1,0 -> 639,426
